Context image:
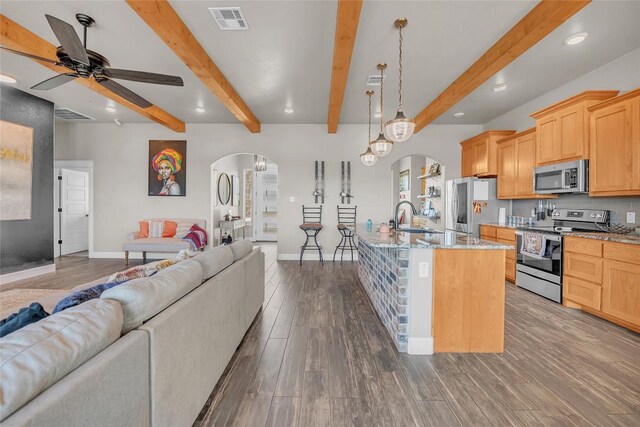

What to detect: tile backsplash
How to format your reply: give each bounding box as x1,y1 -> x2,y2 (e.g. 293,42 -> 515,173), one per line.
512,194 -> 640,226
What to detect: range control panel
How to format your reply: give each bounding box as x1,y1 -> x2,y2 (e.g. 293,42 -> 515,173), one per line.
552,208 -> 609,223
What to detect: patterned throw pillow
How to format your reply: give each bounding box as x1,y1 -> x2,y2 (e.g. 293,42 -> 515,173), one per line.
147,258 -> 179,271
149,220 -> 164,238
107,265 -> 157,283
52,282 -> 120,314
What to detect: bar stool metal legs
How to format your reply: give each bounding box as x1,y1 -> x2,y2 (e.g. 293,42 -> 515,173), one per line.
299,205 -> 323,265
333,227 -> 356,262
300,228 -> 323,265
333,205 -> 357,263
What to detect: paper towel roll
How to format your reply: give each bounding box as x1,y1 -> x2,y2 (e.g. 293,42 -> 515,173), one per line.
498,207 -> 506,225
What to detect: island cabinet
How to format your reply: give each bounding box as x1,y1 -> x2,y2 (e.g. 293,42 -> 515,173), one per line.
530,90 -> 619,166
587,88 -> 640,196
496,128 -> 557,200
563,236 -> 640,333
480,225 -> 516,282
460,130 -> 516,177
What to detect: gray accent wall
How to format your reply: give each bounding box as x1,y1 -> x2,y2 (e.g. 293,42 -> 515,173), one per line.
0,85 -> 55,274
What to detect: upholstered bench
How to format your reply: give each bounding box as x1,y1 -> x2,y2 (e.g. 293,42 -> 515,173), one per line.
122,218 -> 206,264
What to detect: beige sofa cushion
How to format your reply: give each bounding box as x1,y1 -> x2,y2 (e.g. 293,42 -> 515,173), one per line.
229,239 -> 253,261
101,259 -> 203,333
193,245 -> 234,280
0,299 -> 123,421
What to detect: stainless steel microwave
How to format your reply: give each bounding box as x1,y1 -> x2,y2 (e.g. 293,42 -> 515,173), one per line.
534,159 -> 589,194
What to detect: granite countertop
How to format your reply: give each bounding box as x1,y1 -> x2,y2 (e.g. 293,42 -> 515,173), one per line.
355,225 -> 514,250
564,231 -> 640,246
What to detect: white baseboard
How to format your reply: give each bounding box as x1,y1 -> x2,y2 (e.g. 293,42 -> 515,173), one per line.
0,264 -> 56,286
407,337 -> 434,355
277,253 -> 358,262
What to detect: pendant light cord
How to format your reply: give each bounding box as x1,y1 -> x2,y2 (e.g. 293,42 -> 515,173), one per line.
398,25 -> 403,110
368,92 -> 372,141
380,66 -> 384,133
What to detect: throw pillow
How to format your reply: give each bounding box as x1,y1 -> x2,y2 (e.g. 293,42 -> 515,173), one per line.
149,220 -> 164,238
0,303 -> 49,337
108,265 -> 157,283
182,223 -> 208,250
147,258 -> 179,270
139,221 -> 150,238
163,220 -> 177,238
52,282 -> 120,313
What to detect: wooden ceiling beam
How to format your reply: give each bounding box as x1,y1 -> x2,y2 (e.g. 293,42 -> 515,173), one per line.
412,0 -> 591,133
127,0 -> 261,133
0,14 -> 185,133
327,0 -> 363,134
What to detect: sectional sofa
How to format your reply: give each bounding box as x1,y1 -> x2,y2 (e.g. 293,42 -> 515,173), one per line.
0,240 -> 264,427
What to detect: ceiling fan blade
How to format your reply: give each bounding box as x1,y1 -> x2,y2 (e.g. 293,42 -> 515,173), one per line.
98,78 -> 152,108
31,73 -> 77,90
45,14 -> 90,66
1,46 -> 60,65
105,69 -> 184,87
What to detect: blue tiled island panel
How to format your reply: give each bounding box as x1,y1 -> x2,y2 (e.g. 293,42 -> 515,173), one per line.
357,239 -> 410,352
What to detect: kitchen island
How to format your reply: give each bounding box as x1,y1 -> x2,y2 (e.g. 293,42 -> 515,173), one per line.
355,225 -> 513,355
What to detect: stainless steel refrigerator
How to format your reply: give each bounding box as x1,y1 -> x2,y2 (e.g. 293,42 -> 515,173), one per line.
445,178 -> 509,236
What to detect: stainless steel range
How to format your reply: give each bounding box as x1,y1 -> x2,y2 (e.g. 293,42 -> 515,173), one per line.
515,208 -> 610,303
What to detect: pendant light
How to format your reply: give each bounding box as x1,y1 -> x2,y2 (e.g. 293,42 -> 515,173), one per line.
254,155 -> 267,172
360,90 -> 378,167
369,63 -> 393,157
385,19 -> 415,143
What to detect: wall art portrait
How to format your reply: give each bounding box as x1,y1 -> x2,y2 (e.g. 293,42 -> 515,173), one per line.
0,120 -> 34,220
148,140 -> 186,196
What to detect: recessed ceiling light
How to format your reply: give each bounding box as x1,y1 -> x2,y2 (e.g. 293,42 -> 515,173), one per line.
564,32 -> 588,46
0,73 -> 17,84
114,119 -> 122,126
195,106 -> 206,113
493,84 -> 508,92
454,112 -> 465,118
284,107 -> 294,114
105,106 -> 117,113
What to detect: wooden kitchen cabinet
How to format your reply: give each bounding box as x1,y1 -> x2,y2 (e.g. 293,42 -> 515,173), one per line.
480,225 -> 516,282
563,236 -> 640,333
530,91 -> 619,166
460,130 -> 516,177
588,88 -> 640,196
496,129 -> 557,200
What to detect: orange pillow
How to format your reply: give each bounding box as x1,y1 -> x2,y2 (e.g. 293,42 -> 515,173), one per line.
139,221 -> 149,238
163,220 -> 177,238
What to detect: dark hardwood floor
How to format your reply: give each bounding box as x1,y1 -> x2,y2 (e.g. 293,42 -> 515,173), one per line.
4,244 -> 639,426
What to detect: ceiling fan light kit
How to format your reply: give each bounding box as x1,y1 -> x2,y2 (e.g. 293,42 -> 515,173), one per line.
360,90 -> 378,167
1,13 -> 184,109
369,63 -> 393,157
385,18 -> 415,143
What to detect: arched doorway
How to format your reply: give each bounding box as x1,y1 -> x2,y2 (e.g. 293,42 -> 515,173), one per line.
210,153 -> 278,246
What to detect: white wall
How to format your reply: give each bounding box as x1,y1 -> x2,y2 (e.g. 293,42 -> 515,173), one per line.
55,123 -> 481,257
484,48 -> 640,131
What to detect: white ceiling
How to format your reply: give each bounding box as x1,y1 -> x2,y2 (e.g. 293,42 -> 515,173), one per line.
1,1 -> 638,128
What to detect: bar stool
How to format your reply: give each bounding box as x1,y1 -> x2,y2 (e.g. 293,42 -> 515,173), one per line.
299,205 -> 323,265
333,205 -> 357,262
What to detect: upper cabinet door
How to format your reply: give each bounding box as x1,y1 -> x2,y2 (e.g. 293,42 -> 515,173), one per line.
497,140 -> 516,198
461,142 -> 475,177
590,101 -> 632,193
536,116 -> 557,165
516,133 -> 536,196
558,105 -> 586,160
474,139 -> 489,176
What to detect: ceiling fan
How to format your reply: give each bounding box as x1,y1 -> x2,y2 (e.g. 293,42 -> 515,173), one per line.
1,13 -> 184,108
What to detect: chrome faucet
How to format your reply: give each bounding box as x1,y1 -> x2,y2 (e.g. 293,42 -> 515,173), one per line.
394,201 -> 418,229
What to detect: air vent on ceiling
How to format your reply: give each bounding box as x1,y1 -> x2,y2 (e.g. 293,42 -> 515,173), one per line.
54,108 -> 95,120
366,74 -> 386,86
209,7 -> 249,31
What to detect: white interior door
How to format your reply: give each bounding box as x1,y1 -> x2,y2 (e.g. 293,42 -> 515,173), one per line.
61,169 -> 89,255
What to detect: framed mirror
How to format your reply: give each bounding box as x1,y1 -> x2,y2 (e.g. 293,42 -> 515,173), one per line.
217,173 -> 231,205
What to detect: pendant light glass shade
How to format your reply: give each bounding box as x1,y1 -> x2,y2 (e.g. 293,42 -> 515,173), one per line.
361,90 -> 378,167
360,146 -> 378,166
254,155 -> 267,172
370,132 -> 393,157
385,18 -> 414,143
385,110 -> 415,143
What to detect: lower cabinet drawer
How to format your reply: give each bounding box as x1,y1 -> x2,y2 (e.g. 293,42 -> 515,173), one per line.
564,252 -> 603,284
496,228 -> 515,242
564,275 -> 601,310
505,257 -> 516,282
480,225 -> 497,239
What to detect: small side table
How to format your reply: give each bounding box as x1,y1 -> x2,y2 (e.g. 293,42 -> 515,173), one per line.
219,219 -> 246,244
